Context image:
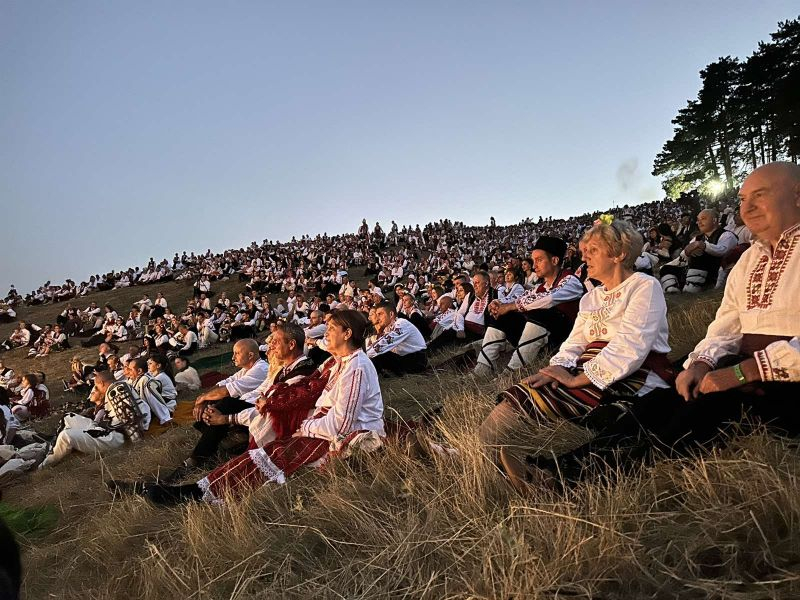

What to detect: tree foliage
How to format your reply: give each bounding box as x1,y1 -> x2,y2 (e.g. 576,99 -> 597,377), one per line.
653,17 -> 800,197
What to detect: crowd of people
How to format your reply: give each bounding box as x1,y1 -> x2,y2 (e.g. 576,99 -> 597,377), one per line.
1,162 -> 798,515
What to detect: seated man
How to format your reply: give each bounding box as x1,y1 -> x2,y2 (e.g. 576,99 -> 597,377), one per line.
0,323 -> 30,352
40,370 -> 150,468
180,339 -> 269,468
427,296 -> 465,351
366,302 -> 428,376
523,162 -> 800,486
475,236 -> 584,376
168,324 -> 198,357
0,360 -> 15,388
201,322 -> 320,449
0,303 -> 16,324
304,310 -> 330,365
463,271 -> 493,339
660,209 -> 738,294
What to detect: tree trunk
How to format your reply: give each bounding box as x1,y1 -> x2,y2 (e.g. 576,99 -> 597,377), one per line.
707,144 -> 719,177
748,126 -> 758,169
717,131 -> 734,188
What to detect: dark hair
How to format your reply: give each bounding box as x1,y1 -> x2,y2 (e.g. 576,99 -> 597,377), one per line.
131,357 -> 148,373
656,222 -> 674,239
22,373 -> 38,388
375,299 -> 396,312
0,387 -> 9,407
148,354 -> 167,371
328,310 -> 370,350
473,270 -> 490,284
275,322 -> 306,350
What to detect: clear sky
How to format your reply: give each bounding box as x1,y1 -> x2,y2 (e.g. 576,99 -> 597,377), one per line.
1,1 -> 797,293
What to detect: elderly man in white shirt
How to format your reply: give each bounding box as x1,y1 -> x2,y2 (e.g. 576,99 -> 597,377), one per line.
181,339 -> 269,467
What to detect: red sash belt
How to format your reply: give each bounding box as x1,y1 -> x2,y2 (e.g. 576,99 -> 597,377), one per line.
740,334 -> 793,355
584,341 -> 675,385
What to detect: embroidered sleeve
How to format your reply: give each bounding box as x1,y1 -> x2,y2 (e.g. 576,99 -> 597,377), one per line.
366,321 -> 408,357
516,275 -> 583,312
583,277 -> 668,390
233,406 -> 260,427
684,257 -> 746,369
704,231 -> 739,257
754,337 -> 800,382
299,364 -> 365,441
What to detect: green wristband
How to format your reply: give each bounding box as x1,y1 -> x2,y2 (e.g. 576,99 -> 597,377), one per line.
733,363 -> 747,383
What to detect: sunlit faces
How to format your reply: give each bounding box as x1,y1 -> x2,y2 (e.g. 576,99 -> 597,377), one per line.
374,306 -> 394,331
471,275 -> 489,297
268,328 -> 295,363
231,341 -> 253,368
323,319 -> 352,356
696,210 -> 718,235
531,249 -> 558,279
739,165 -> 800,241
580,237 -> 617,281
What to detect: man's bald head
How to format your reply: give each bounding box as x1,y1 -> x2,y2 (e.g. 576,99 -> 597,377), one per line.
438,295 -> 454,310
739,161 -> 800,246
234,338 -> 259,355
750,161 -> 800,184
232,338 -> 260,369
696,208 -> 720,235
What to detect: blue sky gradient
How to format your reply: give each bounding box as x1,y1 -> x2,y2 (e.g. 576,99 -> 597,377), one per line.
2,1 -> 797,292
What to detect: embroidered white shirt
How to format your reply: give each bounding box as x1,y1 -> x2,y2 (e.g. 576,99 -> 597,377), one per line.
298,350 -> 385,441
686,223 -> 800,382
550,273 -> 671,394
366,318 -> 426,357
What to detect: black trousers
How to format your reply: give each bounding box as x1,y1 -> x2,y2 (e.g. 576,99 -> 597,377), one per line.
191,396 -> 252,461
427,329 -> 459,352
545,383 -> 800,483
371,349 -> 428,376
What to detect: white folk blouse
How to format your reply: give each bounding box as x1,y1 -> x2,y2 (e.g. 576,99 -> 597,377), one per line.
550,272 -> 671,395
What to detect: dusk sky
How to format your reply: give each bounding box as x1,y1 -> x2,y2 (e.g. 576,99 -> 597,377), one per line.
2,1 -> 797,293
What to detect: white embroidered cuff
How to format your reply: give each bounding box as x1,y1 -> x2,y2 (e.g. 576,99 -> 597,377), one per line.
582,360 -> 610,390
549,357 -> 576,369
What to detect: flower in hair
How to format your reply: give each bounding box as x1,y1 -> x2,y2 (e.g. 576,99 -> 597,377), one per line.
593,213 -> 614,226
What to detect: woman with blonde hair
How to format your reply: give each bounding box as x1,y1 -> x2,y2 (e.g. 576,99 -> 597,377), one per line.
479,217 -> 675,488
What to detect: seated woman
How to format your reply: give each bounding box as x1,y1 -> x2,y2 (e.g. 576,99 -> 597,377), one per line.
496,268 -> 525,304
11,373 -> 49,422
478,217 -> 674,489
173,356 -> 201,392
397,294 -> 429,340
139,310 -> 385,505
65,356 -> 91,393
146,354 -> 177,405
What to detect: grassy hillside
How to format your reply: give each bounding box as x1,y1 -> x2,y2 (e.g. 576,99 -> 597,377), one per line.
6,279 -> 799,599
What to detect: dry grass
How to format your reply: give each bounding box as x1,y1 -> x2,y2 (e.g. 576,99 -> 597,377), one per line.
6,284 -> 800,599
